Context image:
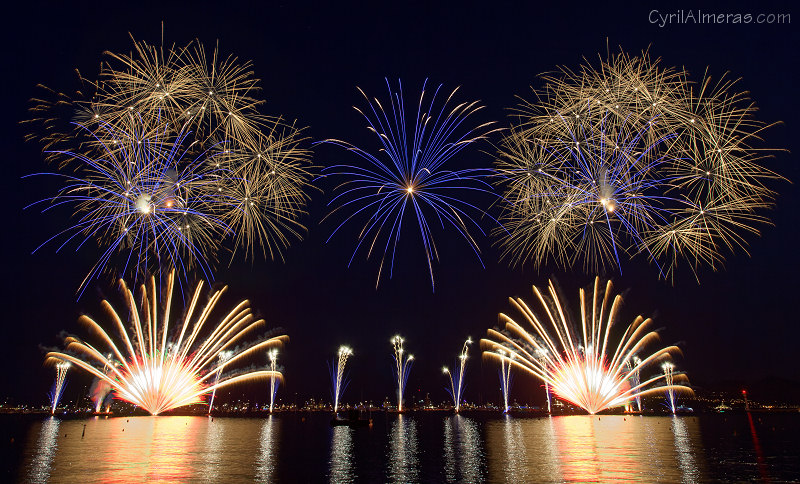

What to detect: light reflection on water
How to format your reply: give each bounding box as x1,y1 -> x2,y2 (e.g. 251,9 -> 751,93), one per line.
387,414 -> 419,483
16,413 -> 724,483
25,416 -> 59,483
486,415 -> 707,482
672,416 -> 701,483
491,414 -> 562,482
255,415 -> 278,482
328,425 -> 354,483
443,414 -> 485,482
201,417 -> 225,482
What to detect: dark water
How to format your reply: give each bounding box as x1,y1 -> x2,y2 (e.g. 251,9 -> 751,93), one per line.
2,412 -> 798,483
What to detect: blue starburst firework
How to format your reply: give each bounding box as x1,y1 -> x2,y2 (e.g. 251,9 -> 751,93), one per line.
322,79 -> 498,290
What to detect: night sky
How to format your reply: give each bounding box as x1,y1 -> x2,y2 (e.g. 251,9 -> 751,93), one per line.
1,1 -> 797,408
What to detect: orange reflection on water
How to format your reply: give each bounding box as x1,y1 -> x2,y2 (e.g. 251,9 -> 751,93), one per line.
486,415 -> 705,483
107,416 -> 203,482
554,416 -> 642,481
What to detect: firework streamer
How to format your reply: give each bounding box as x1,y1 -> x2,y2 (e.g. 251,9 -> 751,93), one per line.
329,346 -> 353,413
208,350 -> 233,414
391,335 -> 414,412
268,349 -> 279,413
495,349 -> 514,413
536,348 -> 552,413
48,362 -> 70,414
442,337 -> 471,412
481,276 -> 693,414
663,361 -> 677,414
629,355 -> 643,412
45,271 -> 288,415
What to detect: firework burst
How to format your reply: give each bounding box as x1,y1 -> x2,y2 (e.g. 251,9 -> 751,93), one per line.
481,277 -> 692,415
322,79 -> 498,290
45,271 -> 287,415
26,35 -> 313,294
496,49 -> 783,280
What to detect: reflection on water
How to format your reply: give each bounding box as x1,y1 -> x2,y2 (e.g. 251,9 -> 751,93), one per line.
487,415 -> 561,482
19,416 -> 282,483
255,415 -> 278,482
145,417 -> 203,481
387,414 -> 418,483
486,415 -> 709,483
672,416 -> 701,483
443,414 -> 485,482
329,425 -> 354,483
202,417 -> 225,482
21,413 -> 787,482
746,412 -> 769,482
25,417 -> 60,483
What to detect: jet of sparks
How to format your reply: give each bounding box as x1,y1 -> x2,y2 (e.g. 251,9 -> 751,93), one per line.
48,361 -> 70,414
442,337 -> 471,412
45,271 -> 288,415
481,277 -> 692,414
329,345 -> 353,413
391,335 -> 414,412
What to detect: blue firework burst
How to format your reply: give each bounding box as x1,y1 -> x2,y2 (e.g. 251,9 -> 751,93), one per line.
322,79 -> 498,290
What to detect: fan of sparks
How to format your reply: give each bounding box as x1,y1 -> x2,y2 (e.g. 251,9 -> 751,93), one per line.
27,35 -> 313,294
496,48 -> 783,280
322,79 -> 498,290
481,277 -> 692,414
45,271 -> 288,415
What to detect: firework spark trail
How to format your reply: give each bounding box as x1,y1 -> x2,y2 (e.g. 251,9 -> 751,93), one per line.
26,36 -> 314,294
48,362 -> 70,414
330,346 -> 353,413
537,348 -> 552,413
45,271 -> 288,415
208,350 -> 232,414
322,79 -> 499,290
663,361 -> 676,414
495,349 -> 514,413
629,355 -> 642,412
443,337 -> 471,412
268,349 -> 279,413
481,276 -> 693,415
391,335 -> 414,412
496,49 -> 784,281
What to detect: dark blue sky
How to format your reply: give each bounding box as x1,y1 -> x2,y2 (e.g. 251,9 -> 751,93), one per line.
2,1 -> 797,406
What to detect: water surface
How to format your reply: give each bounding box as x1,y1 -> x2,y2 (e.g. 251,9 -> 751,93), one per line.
4,412 -> 798,482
